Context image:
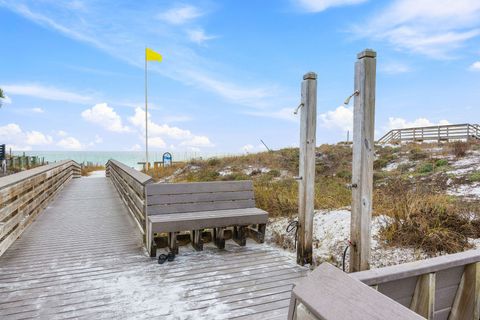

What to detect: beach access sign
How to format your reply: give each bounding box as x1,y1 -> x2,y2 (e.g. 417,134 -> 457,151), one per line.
162,152 -> 172,166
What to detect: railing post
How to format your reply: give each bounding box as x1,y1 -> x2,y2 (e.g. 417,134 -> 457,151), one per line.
297,72 -> 317,266
350,49 -> 376,272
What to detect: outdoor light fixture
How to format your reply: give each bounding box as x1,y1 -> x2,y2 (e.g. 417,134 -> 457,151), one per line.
343,90 -> 359,105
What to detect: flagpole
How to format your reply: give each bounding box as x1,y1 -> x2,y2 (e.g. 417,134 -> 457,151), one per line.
145,47 -> 149,170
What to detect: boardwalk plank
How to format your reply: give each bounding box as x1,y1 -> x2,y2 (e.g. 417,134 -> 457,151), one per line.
0,175 -> 306,319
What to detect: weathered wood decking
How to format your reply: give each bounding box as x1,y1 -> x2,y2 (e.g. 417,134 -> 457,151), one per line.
0,174 -> 307,319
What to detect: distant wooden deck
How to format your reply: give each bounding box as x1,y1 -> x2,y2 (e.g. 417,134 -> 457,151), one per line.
0,175 -> 307,319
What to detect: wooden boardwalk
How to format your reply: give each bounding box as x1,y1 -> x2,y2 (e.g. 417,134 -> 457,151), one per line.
0,175 -> 307,320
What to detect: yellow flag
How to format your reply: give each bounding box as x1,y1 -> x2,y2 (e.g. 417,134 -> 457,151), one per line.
146,48 -> 162,62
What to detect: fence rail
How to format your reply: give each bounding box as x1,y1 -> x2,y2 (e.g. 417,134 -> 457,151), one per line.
289,249 -> 480,319
0,160 -> 80,256
106,159 -> 153,235
378,123 -> 480,144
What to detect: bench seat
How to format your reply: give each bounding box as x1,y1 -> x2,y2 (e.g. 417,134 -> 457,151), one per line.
148,208 -> 268,233
145,180 -> 269,256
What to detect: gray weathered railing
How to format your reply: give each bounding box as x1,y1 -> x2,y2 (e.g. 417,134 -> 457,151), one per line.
378,123 -> 480,144
288,263 -> 424,320
0,160 -> 81,256
289,249 -> 480,319
106,160 -> 153,235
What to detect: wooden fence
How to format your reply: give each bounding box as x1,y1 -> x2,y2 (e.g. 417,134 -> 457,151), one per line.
352,249 -> 480,319
106,159 -> 153,235
289,249 -> 480,319
0,160 -> 81,256
378,123 -> 480,144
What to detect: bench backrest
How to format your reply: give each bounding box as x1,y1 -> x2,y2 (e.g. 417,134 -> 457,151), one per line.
145,180 -> 255,215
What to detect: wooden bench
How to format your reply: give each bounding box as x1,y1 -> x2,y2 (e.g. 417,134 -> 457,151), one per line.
145,180 -> 268,256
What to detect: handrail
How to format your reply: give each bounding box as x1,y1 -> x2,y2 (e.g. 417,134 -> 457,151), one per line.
288,263 -> 424,320
0,160 -> 81,256
351,249 -> 480,285
378,123 -> 480,144
106,160 -> 153,235
289,250 -> 480,319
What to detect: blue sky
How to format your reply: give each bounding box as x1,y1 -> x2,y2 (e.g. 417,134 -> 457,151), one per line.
0,0 -> 479,155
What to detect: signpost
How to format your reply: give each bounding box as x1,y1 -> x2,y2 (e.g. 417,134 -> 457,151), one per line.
162,152 -> 172,167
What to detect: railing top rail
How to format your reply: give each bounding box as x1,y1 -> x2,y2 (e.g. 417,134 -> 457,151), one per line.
106,159 -> 153,185
351,249 -> 480,286
0,160 -> 79,190
291,263 -> 424,320
391,123 -> 470,132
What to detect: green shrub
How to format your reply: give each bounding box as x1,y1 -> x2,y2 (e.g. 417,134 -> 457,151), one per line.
418,163 -> 433,174
469,171 -> 480,182
408,147 -> 428,161
336,170 -> 352,180
207,158 -> 221,166
435,159 -> 448,167
374,158 -> 389,170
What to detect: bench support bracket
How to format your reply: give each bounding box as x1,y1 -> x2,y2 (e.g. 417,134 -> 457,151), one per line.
214,227 -> 225,249
191,229 -> 204,251
233,226 -> 247,246
168,232 -> 179,254
247,224 -> 266,243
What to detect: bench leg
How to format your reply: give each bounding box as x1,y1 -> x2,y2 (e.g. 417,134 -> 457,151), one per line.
191,229 -> 203,251
233,226 -> 247,246
150,238 -> 158,257
168,232 -> 179,254
214,227 -> 225,249
248,224 -> 266,243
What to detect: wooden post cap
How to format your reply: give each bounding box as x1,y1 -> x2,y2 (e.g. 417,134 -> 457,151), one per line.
303,72 -> 317,80
357,49 -> 376,59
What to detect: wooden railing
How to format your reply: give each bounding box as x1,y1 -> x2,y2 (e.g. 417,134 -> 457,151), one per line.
106,160 -> 153,235
352,250 -> 480,319
288,263 -> 424,320
0,160 -> 81,256
378,123 -> 480,144
289,249 -> 480,319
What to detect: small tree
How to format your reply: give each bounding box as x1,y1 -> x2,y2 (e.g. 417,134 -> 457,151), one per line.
0,88 -> 4,107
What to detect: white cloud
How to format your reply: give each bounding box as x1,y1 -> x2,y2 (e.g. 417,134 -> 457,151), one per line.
57,130 -> 68,137
469,61 -> 480,71
295,0 -> 367,12
81,103 -> 131,133
319,105 -> 353,132
0,123 -> 52,150
57,136 -> 83,150
26,131 -> 53,145
0,2 -> 285,110
130,144 -> 142,151
242,144 -> 254,153
94,134 -> 103,144
149,137 -> 167,148
163,115 -> 192,123
386,117 -> 450,130
380,62 -> 412,74
1,84 -> 91,103
2,95 -> 12,104
31,107 -> 44,113
180,136 -> 214,147
157,4 -> 203,25
187,28 -> 216,44
129,107 -> 213,149
354,0 -> 480,59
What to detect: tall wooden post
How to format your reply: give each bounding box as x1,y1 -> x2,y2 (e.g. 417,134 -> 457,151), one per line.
350,49 -> 376,272
297,72 -> 317,266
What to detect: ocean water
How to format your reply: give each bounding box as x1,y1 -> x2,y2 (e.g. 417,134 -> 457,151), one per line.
12,151 -> 201,169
